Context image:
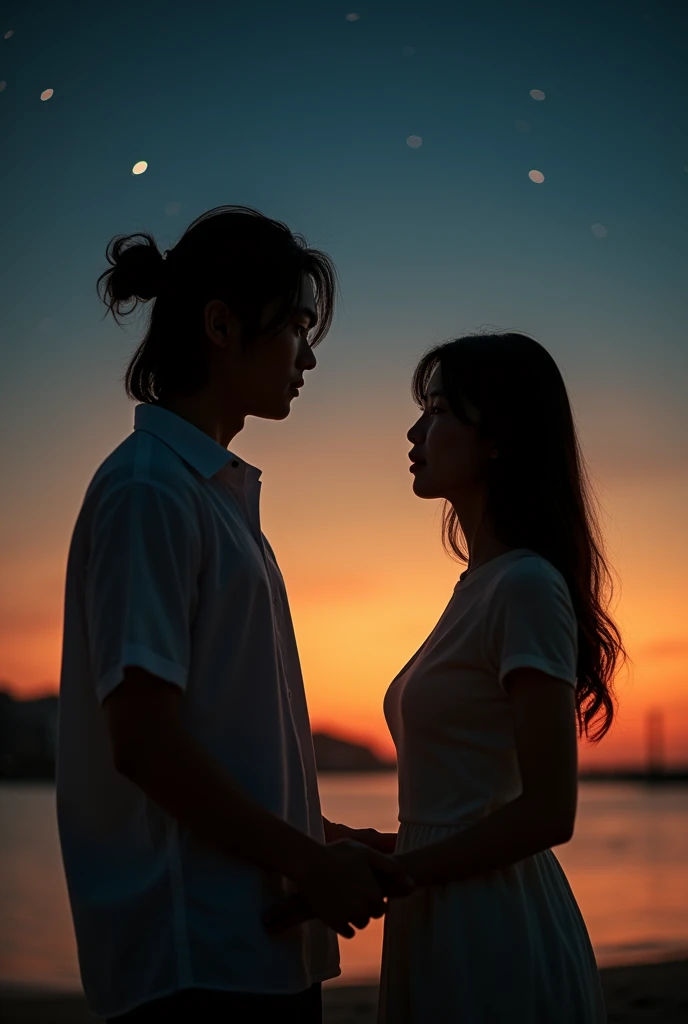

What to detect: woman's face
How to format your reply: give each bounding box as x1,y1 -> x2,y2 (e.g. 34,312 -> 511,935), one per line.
407,365 -> 488,501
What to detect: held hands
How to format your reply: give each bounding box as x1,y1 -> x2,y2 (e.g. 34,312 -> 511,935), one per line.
264,839 -> 415,939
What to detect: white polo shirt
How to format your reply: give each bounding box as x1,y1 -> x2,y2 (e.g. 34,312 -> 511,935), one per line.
56,403 -> 340,1020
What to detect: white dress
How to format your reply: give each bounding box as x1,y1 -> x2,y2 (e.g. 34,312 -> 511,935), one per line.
379,549 -> 606,1023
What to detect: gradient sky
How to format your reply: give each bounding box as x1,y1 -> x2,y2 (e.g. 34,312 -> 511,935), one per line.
1,0 -> 686,766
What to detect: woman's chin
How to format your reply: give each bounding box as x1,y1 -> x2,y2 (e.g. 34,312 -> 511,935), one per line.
411,475 -> 439,499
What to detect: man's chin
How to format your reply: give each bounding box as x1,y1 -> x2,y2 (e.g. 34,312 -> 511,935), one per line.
246,395 -> 294,421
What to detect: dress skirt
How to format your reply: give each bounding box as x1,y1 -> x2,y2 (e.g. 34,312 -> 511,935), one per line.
378,822 -> 607,1023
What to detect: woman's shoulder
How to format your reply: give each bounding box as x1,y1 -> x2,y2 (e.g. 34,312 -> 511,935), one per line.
491,551 -> 571,603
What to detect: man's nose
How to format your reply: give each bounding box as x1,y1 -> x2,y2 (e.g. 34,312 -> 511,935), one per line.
299,338 -> 317,372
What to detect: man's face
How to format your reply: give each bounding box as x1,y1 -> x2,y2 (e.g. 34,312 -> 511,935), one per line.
207,273 -> 318,421
242,274 -> 318,420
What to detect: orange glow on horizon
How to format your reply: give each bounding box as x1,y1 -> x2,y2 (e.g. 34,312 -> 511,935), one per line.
2,434 -> 686,770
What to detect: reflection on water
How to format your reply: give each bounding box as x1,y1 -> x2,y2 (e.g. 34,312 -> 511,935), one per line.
1,779 -> 687,990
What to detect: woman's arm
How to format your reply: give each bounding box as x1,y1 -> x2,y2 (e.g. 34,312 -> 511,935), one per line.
396,668 -> 578,886
323,817 -> 398,854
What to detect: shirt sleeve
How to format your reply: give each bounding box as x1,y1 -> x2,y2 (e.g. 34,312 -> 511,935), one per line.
491,560 -> 578,690
84,480 -> 202,704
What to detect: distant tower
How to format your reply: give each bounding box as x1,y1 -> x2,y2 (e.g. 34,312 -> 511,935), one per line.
645,709 -> 665,775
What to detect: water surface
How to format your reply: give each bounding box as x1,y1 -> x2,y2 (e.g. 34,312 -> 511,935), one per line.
1,778 -> 686,990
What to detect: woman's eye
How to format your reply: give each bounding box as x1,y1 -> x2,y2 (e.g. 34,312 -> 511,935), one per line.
430,405 -> 444,415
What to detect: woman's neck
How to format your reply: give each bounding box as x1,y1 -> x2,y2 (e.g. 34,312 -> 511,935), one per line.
450,494 -> 512,574
465,529 -> 513,574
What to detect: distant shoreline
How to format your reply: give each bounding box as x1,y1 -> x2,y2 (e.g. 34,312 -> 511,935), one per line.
2,692 -> 687,781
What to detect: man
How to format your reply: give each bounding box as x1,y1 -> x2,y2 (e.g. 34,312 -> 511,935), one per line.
57,207 -> 410,1023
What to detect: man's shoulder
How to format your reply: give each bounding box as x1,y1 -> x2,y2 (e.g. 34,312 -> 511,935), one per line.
83,431 -> 202,514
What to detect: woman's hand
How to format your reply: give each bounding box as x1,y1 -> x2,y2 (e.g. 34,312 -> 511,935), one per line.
323,817 -> 398,854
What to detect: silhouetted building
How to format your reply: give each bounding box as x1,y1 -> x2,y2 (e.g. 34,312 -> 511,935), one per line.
0,690 -> 58,779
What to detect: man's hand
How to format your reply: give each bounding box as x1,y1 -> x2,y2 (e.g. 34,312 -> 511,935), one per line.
265,841 -> 415,938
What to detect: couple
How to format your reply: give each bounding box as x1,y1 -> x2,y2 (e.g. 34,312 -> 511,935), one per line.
56,206 -> 623,1023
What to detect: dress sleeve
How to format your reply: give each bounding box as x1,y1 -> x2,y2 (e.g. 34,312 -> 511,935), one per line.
491,560 -> 578,690
84,480 -> 202,703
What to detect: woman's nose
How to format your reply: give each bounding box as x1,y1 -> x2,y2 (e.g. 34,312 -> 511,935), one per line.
407,417 -> 423,444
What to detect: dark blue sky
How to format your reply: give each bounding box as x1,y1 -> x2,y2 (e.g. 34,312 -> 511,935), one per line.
1,0 -> 687,523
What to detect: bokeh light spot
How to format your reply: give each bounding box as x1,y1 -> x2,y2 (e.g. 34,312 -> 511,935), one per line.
0,81 -> 6,93
402,46 -> 416,56
132,161 -> 148,175
40,89 -> 54,101
406,135 -> 423,149
591,223 -> 608,239
345,13 -> 360,21
528,169 -> 545,183
165,202 -> 181,217
530,88 -> 545,101
514,119 -> 530,132
4,30 -> 13,39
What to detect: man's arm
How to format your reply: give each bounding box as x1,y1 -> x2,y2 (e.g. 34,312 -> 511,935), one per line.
105,668 -> 323,878
104,668 -> 413,936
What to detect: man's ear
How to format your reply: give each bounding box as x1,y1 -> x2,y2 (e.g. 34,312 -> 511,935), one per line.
204,300 -> 241,349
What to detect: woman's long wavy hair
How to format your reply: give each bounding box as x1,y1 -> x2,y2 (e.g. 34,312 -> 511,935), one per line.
97,205 -> 338,403
412,332 -> 625,742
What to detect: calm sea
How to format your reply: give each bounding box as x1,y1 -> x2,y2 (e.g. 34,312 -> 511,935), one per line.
1,777 -> 687,991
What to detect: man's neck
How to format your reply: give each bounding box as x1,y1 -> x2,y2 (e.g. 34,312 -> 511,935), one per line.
157,391 -> 245,449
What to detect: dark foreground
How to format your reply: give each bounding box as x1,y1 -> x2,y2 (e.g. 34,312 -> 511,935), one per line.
1,960 -> 687,1023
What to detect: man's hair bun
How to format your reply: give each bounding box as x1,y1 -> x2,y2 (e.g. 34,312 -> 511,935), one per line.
98,233 -> 166,315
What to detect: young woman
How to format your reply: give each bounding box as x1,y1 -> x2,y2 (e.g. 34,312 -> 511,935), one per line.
378,332 -> 624,1023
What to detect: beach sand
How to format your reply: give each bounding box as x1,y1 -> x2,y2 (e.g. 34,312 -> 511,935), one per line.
1,960 -> 686,1022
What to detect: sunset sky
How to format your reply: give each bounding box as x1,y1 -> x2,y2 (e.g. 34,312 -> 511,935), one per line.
1,0 -> 686,767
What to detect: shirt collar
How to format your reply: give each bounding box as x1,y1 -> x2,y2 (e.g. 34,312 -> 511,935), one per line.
133,404 -> 261,483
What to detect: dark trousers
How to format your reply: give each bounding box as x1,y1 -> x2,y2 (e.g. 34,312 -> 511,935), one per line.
106,984 -> 322,1023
